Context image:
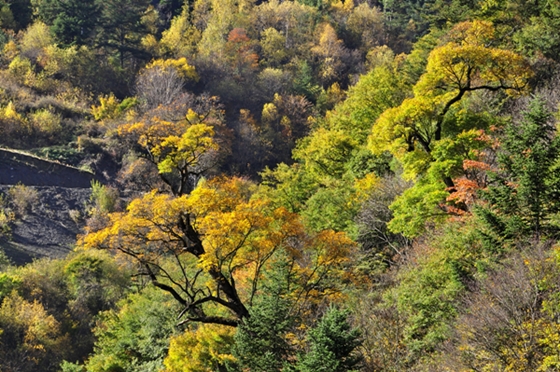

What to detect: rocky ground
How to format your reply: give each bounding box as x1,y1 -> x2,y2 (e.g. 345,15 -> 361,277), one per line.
0,186 -> 92,265
0,149 -> 97,265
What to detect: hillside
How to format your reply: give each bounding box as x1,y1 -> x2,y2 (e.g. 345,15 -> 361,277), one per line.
0,186 -> 91,264
0,149 -> 95,264
2,0 -> 560,371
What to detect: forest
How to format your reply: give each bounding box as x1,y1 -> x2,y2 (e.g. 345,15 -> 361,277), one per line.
1,0 -> 560,370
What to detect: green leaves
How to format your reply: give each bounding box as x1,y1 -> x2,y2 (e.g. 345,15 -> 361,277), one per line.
478,96 -> 560,242
297,307 -> 362,372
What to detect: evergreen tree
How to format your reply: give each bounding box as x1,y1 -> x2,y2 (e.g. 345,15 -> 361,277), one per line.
96,0 -> 151,68
50,0 -> 99,46
229,263 -> 294,372
7,0 -> 31,30
297,307 -> 362,372
478,96 -> 560,243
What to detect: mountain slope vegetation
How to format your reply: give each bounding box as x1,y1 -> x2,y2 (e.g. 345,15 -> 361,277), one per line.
2,0 -> 560,371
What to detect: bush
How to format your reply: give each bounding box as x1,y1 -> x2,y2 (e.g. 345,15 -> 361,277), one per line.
90,180 -> 118,214
8,184 -> 38,216
29,108 -> 62,136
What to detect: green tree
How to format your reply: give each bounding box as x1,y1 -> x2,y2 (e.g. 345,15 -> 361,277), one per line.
231,291 -> 294,372
7,0 -> 32,30
96,0 -> 151,68
296,307 -> 362,372
0,0 -> 15,29
51,0 -> 99,46
34,0 -> 99,46
84,286 -> 181,372
477,96 -> 560,244
369,20 -> 532,184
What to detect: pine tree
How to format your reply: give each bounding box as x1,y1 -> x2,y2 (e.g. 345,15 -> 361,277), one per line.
96,0 -> 151,68
51,0 -> 99,46
231,293 -> 294,372
297,307 -> 362,372
478,96 -> 560,242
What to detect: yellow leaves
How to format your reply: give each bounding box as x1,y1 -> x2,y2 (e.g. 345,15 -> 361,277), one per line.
0,292 -> 68,360
262,102 -> 278,123
415,21 -> 532,98
1,101 -> 23,122
369,97 -> 436,157
117,109 -> 219,188
164,324 -> 235,372
144,57 -> 199,82
8,55 -> 33,84
353,172 -> 379,199
156,123 -> 218,174
19,21 -> 53,60
91,93 -> 120,121
368,20 -> 532,183
313,229 -> 355,266
80,173 -> 357,322
3,40 -> 18,60
449,20 -> 494,46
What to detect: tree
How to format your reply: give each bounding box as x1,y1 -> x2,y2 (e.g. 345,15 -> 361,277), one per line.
232,289 -> 294,372
310,23 -> 349,87
296,307 -> 362,372
135,58 -> 199,110
96,0 -> 151,68
324,50 -> 409,143
0,0 -> 15,29
80,176 -> 357,328
6,0 -> 32,30
0,292 -> 69,372
34,0 -> 99,46
84,287 -> 181,372
477,96 -> 560,243
117,94 -> 224,196
164,323 -> 235,372
369,20 -> 532,186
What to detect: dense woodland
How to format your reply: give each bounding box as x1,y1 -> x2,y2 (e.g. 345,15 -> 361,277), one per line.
1,0 -> 560,370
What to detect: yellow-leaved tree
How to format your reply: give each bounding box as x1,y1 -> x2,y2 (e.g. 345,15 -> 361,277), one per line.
80,176 -> 357,327
369,20 -> 532,184
366,20 -> 533,237
117,94 -> 225,196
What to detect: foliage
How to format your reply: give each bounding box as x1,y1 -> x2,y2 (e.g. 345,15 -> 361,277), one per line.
478,96 -> 560,245
2,1 -> 560,370
91,93 -> 138,122
90,180 -> 119,214
0,250 -> 131,371
232,292 -> 294,372
80,176 -> 357,328
296,306 -> 362,372
35,0 -> 99,46
0,291 -> 69,372
165,323 -> 235,372
392,220 -> 485,361
369,20 -> 532,178
84,286 -> 181,372
117,95 -> 224,195
8,183 -> 38,216
96,0 -> 151,68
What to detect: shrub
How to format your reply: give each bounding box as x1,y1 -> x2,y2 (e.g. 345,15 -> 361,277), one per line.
30,107 -> 62,136
8,183 -> 39,216
90,180 -> 118,214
